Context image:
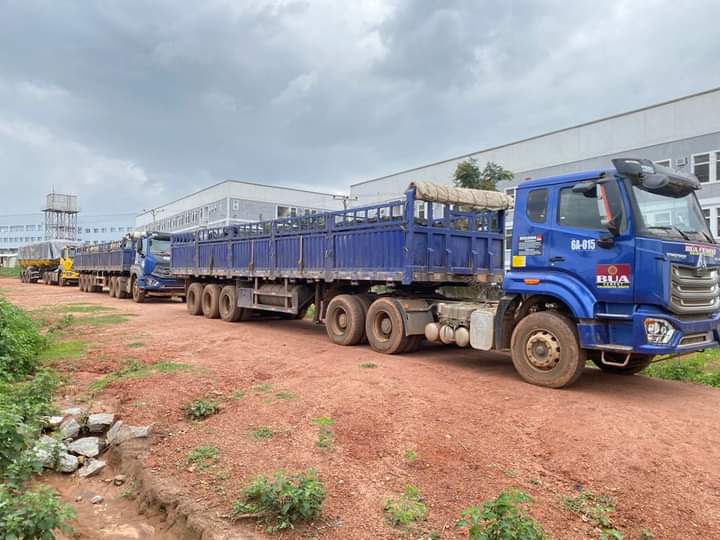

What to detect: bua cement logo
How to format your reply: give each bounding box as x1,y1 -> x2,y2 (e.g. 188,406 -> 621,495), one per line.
596,264 -> 631,288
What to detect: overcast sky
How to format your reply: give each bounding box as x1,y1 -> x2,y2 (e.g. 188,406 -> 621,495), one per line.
1,0 -> 718,215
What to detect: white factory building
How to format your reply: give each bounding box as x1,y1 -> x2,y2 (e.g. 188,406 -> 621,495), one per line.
350,87 -> 720,236
135,180 -> 343,232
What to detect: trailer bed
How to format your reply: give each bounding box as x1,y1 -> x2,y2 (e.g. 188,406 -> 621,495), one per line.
171,184 -> 507,285
74,242 -> 134,273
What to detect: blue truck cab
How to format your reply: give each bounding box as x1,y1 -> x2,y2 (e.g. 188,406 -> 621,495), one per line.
502,157 -> 719,386
129,232 -> 184,302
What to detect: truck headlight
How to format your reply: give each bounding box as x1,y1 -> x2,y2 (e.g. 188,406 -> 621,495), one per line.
644,318 -> 675,344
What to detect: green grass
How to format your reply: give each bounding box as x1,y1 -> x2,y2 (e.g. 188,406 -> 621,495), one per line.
184,398 -> 220,421
384,485 -> 428,528
74,314 -> 132,326
127,341 -> 145,349
359,362 -> 378,369
59,304 -> 113,314
89,360 -> 193,393
0,267 -> 21,278
252,383 -> 272,393
562,490 -> 622,538
252,426 -> 274,440
37,340 -> 87,363
404,449 -> 418,462
187,446 -> 220,470
644,349 -> 720,387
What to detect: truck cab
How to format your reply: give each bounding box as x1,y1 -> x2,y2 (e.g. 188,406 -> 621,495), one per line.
502,157 -> 719,386
129,232 -> 184,302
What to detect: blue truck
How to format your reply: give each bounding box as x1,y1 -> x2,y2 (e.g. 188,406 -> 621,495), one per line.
74,231 -> 184,302
170,157 -> 720,387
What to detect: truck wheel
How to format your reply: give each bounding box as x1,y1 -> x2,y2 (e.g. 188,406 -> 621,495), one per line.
356,294 -> 373,343
59,276 -> 65,288
510,311 -> 585,388
400,335 -> 423,354
365,297 -> 410,354
117,279 -> 128,299
590,353 -> 653,375
186,283 -> 204,315
108,276 -> 117,298
131,277 -> 146,303
219,285 -> 245,322
202,284 -> 221,318
326,294 -> 365,346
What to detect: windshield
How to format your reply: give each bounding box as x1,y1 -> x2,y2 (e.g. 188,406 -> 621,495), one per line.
632,185 -> 714,243
149,238 -> 171,256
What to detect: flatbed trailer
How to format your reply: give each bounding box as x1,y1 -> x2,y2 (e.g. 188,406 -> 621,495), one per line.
171,182 -> 510,353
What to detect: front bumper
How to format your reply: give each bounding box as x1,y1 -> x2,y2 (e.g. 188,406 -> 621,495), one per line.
578,306 -> 720,356
137,275 -> 184,293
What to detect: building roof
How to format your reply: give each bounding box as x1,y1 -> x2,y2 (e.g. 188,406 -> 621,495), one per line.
351,86 -> 720,188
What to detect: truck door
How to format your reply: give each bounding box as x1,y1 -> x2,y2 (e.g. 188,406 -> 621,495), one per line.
511,186 -> 553,272
550,177 -> 635,304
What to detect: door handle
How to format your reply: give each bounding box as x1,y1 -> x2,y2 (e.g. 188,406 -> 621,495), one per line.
549,256 -> 565,263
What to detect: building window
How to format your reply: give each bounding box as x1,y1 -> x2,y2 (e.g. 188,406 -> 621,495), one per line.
232,200 -> 240,211
692,152 -> 720,183
277,206 -> 290,218
654,159 -> 671,168
703,208 -> 711,230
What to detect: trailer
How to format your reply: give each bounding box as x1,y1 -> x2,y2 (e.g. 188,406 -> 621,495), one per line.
75,232 -> 183,302
172,161 -> 720,388
17,241 -> 79,286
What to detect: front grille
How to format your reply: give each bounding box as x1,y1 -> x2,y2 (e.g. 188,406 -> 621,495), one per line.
669,264 -> 720,314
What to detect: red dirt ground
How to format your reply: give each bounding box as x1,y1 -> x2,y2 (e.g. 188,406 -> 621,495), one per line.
4,277 -> 720,539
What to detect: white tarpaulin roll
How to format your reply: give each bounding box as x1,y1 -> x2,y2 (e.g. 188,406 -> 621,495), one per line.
17,241 -> 73,261
410,181 -> 513,211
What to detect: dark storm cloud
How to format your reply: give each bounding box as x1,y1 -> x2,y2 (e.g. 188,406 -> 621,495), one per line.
0,0 -> 718,214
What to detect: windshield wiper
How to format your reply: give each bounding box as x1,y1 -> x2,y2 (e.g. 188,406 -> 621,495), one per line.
648,225 -> 690,241
681,229 -> 715,244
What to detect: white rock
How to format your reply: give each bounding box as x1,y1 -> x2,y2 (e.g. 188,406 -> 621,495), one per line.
78,459 -> 106,477
42,415 -> 65,428
57,453 -> 80,473
61,407 -> 83,417
91,495 -> 104,504
60,418 -> 81,440
67,437 -> 101,458
106,421 -> 152,446
87,413 -> 115,433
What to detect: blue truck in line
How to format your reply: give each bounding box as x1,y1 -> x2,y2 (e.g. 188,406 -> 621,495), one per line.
74,231 -> 184,302
163,157 -> 719,388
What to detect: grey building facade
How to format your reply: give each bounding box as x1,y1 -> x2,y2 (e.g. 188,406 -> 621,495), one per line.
350,87 -> 720,237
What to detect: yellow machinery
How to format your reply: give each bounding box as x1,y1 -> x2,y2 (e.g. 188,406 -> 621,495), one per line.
18,241 -> 80,287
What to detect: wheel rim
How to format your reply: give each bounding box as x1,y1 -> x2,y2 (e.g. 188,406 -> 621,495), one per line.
373,311 -> 393,342
330,306 -> 348,336
525,329 -> 561,371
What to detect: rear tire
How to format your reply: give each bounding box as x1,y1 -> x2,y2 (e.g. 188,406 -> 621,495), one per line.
59,276 -> 65,288
325,294 -> 365,346
219,285 -> 246,322
510,311 -> 585,388
187,283 -> 204,315
202,284 -> 221,318
117,279 -> 128,299
365,297 -> 410,354
590,352 -> 653,375
108,276 -> 117,298
132,277 -> 146,303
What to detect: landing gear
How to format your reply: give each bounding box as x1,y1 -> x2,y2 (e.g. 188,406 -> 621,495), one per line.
511,311 -> 585,388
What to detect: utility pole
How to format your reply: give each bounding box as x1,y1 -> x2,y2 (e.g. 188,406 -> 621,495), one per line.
333,194 -> 358,211
141,207 -> 165,230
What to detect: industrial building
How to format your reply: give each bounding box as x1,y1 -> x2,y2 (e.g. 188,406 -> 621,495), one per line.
135,180 -> 343,232
350,87 -> 720,238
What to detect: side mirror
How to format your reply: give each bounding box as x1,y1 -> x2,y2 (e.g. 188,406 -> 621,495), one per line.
572,180 -> 597,194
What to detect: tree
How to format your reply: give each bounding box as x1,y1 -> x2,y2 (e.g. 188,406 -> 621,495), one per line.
452,158 -> 513,192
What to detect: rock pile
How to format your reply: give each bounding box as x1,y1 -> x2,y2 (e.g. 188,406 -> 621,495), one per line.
35,407 -> 151,477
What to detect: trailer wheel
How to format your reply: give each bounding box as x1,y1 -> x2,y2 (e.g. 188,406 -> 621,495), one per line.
59,275 -> 66,287
510,311 -> 585,388
219,285 -> 247,322
131,277 -> 146,303
108,276 -> 117,298
202,284 -> 221,318
590,352 -> 653,375
356,294 -> 373,343
117,279 -> 128,299
400,335 -> 423,354
326,294 -> 365,346
186,283 -> 204,315
365,297 -> 410,354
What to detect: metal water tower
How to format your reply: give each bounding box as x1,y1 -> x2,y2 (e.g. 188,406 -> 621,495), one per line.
43,193 -> 79,240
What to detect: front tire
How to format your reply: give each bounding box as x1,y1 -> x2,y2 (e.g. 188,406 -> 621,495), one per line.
132,277 -> 146,303
590,352 -> 653,375
510,311 -> 585,388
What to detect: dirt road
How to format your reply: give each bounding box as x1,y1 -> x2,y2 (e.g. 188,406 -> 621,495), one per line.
4,277 -> 720,539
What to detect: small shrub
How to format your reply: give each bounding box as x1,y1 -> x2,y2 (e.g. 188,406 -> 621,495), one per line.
187,446 -> 220,470
456,489 -> 547,540
404,449 -> 418,462
313,417 -> 335,449
185,399 -> 220,421
0,297 -> 47,382
272,391 -> 297,401
384,485 -> 428,527
562,490 -> 622,539
359,362 -> 378,369
0,484 -> 75,539
47,313 -> 75,334
231,468 -> 325,532
252,426 -> 274,440
252,383 -> 272,393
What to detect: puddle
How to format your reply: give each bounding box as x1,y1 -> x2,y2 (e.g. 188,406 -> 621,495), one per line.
44,464 -> 177,540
